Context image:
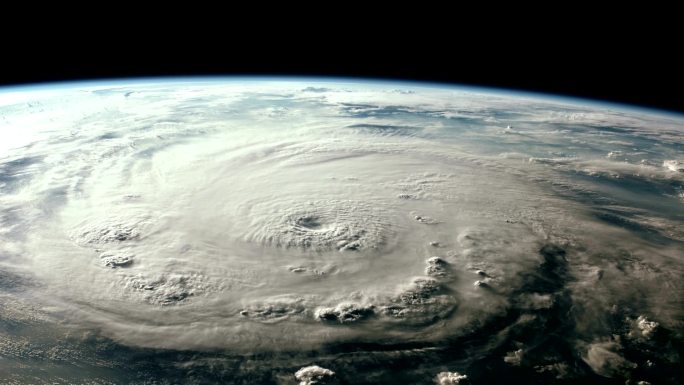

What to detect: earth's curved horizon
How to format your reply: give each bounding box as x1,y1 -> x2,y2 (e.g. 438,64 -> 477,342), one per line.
0,78 -> 682,384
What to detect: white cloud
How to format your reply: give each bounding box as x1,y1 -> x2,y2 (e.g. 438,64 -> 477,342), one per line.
295,365 -> 336,385
435,371 -> 469,384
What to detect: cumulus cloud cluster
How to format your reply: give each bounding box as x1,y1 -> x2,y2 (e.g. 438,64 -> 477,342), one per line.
435,371 -> 469,384
295,365 -> 337,385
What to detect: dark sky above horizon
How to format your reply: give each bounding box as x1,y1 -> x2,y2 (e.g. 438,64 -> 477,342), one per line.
2,24 -> 681,114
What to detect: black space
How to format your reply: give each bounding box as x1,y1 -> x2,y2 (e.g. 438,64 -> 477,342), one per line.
2,22 -> 682,114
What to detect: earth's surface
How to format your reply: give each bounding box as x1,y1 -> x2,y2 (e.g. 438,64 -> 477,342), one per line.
0,78 -> 682,384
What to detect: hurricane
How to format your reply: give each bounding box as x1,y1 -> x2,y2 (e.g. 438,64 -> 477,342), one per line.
0,79 -> 682,384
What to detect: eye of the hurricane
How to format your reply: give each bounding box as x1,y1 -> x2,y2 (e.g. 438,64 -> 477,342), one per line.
294,215 -> 325,231
238,199 -> 395,252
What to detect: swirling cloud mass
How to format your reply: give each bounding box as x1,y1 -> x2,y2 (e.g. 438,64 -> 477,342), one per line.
0,80 -> 682,384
